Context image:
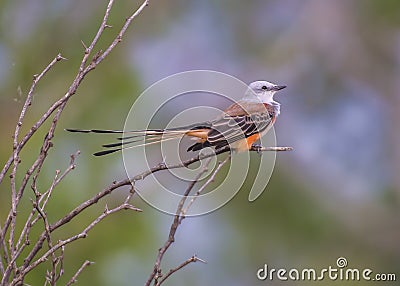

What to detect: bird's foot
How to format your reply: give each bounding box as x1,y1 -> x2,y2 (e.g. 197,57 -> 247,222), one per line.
251,144 -> 263,155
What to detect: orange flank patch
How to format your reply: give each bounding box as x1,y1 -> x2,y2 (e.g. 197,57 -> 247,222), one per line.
231,133 -> 261,153
246,133 -> 261,149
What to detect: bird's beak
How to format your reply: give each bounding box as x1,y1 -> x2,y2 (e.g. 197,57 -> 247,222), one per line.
272,85 -> 286,91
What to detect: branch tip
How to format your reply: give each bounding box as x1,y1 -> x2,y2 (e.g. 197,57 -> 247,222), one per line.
123,203 -> 142,212
56,54 -> 67,61
195,256 -> 207,264
80,40 -> 88,51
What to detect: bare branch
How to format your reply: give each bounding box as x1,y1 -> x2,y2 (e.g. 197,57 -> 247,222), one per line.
1,0 -> 150,284
250,146 -> 293,152
34,196 -> 61,285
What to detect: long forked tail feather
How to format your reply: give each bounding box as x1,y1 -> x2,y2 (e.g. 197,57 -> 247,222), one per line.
65,128 -> 165,135
66,127 -> 199,156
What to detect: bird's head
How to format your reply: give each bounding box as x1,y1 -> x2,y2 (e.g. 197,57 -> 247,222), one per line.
244,80 -> 286,104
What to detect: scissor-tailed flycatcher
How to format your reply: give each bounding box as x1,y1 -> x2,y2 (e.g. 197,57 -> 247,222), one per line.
66,81 -> 286,156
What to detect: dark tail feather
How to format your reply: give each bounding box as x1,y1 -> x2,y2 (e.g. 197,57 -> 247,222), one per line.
102,142 -> 124,148
117,132 -> 164,140
187,141 -> 211,152
93,148 -> 121,156
65,128 -> 91,133
65,128 -> 125,134
91,129 -> 124,133
102,138 -> 144,148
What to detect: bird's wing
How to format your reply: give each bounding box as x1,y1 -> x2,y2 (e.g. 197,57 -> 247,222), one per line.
207,112 -> 273,148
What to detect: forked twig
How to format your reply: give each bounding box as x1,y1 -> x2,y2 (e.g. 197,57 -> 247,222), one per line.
66,260 -> 93,286
145,154 -> 233,286
156,255 -> 207,286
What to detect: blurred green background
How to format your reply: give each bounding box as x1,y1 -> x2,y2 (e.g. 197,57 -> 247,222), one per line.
1,0 -> 399,285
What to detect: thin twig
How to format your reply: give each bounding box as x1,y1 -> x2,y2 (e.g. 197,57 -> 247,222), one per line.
156,255 -> 206,286
1,53 -> 65,184
146,157 -> 214,286
11,151 -> 78,274
90,0 -> 150,67
78,0 -> 115,73
66,260 -> 93,286
34,202 -> 57,285
154,155 -> 231,285
181,155 -> 231,216
13,198 -> 141,285
4,54 -> 65,280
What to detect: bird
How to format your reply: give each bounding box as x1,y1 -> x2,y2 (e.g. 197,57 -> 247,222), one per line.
66,80 -> 286,156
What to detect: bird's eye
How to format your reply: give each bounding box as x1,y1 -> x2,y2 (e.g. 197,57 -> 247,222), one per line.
261,85 -> 267,90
